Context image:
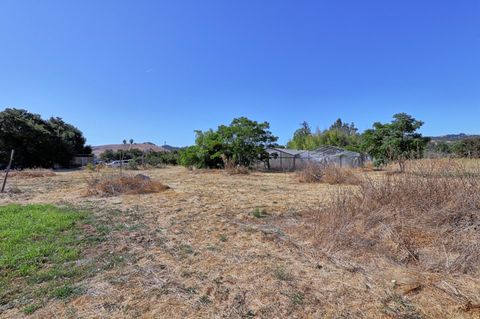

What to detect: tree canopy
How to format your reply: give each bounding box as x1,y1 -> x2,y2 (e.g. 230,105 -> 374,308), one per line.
286,119 -> 361,151
360,113 -> 429,171
0,108 -> 90,168
179,117 -> 278,168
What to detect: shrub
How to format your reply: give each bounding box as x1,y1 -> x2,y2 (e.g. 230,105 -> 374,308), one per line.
224,157 -> 249,175
85,174 -> 169,196
297,162 -> 325,183
127,159 -> 138,170
321,165 -> 360,185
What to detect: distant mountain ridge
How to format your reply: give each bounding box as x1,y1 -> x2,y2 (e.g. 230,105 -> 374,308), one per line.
92,142 -> 176,156
429,133 -> 480,143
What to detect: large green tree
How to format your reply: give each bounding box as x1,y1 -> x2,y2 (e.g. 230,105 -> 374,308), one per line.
179,117 -> 278,168
0,108 -> 90,168
361,113 -> 429,171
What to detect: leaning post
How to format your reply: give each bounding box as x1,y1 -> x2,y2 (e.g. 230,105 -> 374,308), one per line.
1,149 -> 15,193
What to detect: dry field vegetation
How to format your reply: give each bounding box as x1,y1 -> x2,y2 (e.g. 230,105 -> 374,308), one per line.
0,159 -> 479,318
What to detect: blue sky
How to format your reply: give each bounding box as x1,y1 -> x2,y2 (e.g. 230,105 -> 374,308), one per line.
0,1 -> 479,146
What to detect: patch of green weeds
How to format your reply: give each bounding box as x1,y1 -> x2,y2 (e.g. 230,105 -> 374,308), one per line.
199,295 -> 211,305
0,204 -> 107,313
252,207 -> 267,218
273,267 -> 293,281
290,292 -> 304,306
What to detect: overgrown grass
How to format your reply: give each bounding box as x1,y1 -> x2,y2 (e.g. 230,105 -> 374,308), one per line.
85,173 -> 170,196
311,160 -> 480,274
298,163 -> 360,185
9,169 -> 56,178
0,204 -> 93,314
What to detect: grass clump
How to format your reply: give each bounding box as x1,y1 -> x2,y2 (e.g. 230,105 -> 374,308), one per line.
224,158 -> 250,175
298,163 -> 360,185
86,173 -> 170,196
252,207 -> 267,218
273,267 -> 293,281
9,169 -> 56,178
51,284 -> 84,299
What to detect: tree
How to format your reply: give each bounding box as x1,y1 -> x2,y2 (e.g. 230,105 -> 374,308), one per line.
100,148 -> 179,166
0,108 -> 90,168
361,113 -> 429,172
179,117 -> 278,168
286,118 -> 361,151
452,137 -> 480,158
218,117 -> 278,167
286,121 -> 312,150
129,139 -> 134,145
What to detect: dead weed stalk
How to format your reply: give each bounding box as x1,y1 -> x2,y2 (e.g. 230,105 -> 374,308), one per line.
85,173 -> 169,196
311,159 -> 480,274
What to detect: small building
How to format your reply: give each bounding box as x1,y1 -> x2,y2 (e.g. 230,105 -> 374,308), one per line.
266,146 -> 367,171
266,148 -> 306,171
70,154 -> 94,167
300,146 -> 366,168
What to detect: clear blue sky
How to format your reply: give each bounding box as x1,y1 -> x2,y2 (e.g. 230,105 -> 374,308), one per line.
1,1 -> 479,146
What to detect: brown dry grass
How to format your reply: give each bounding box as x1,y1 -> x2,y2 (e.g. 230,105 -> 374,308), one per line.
298,162 -> 360,185
223,158 -> 250,175
85,173 -> 170,196
0,161 -> 479,318
8,169 -> 56,178
298,160 -> 480,318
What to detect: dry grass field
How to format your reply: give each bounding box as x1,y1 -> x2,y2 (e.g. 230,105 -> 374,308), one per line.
1,160 -> 479,318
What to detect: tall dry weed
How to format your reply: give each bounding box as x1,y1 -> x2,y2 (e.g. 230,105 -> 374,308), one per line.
223,157 -> 250,175
298,163 -> 360,185
9,169 -> 56,178
85,173 -> 169,196
311,159 -> 480,274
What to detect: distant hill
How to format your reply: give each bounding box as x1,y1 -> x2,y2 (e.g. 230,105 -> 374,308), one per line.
92,142 -> 172,156
162,144 -> 181,152
429,133 -> 480,143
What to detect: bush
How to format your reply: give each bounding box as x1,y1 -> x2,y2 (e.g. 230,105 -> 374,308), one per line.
85,163 -> 95,171
127,159 -> 138,170
85,174 -> 170,196
100,149 -> 179,167
297,162 -> 324,183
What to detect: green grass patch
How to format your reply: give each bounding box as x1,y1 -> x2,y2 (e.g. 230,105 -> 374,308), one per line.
0,204 -> 96,314
252,207 -> 268,218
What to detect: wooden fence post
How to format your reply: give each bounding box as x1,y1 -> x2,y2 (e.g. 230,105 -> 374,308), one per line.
1,149 -> 15,193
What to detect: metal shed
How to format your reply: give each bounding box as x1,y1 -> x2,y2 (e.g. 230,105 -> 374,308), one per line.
266,146 -> 366,171
266,148 -> 306,171
299,146 -> 366,168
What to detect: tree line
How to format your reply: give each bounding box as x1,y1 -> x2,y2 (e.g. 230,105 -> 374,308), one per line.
100,148 -> 179,167
180,113 -> 431,171
0,108 -> 91,168
2,108 -> 480,170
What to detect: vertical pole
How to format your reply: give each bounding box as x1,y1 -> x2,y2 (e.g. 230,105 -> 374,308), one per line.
1,150 -> 15,193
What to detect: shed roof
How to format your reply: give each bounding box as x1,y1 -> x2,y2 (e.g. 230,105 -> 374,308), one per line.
266,148 -> 306,156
